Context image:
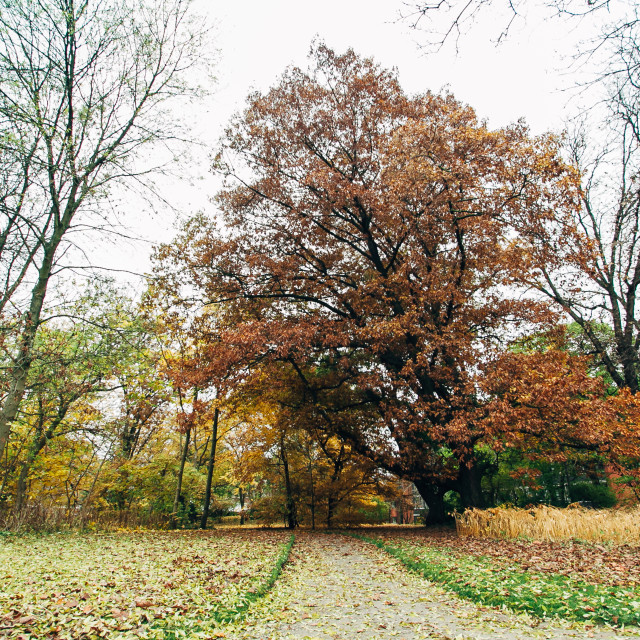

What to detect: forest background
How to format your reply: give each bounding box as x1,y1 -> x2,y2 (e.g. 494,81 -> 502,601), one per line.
1,0 -> 640,531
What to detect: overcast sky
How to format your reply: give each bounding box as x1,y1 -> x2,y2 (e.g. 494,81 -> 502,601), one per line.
210,0 -> 583,131
104,0 -> 601,286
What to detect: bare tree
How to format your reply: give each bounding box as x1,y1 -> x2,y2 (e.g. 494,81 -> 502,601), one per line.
0,0 -> 209,460
532,42 -> 640,392
400,0 -> 616,50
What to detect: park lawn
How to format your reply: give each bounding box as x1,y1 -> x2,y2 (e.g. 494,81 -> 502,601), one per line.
357,528 -> 640,627
0,528 -> 293,640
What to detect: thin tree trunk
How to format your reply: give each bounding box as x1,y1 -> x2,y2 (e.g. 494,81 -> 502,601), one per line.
0,215 -> 73,460
326,453 -> 344,528
14,462 -> 30,513
0,278 -> 50,459
309,465 -> 316,531
239,486 -> 245,525
280,433 -> 297,529
310,491 -> 315,530
200,407 -> 219,529
172,428 -> 191,528
14,424 -> 45,513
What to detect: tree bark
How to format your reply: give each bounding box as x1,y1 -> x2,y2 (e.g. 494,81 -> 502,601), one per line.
280,433 -> 297,529
0,237 -> 67,460
326,445 -> 344,528
171,428 -> 191,528
457,461 -> 485,509
199,407 -> 219,529
239,486 -> 245,525
414,480 -> 448,524
309,471 -> 316,530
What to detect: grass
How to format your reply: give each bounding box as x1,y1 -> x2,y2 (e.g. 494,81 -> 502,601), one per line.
455,504 -> 640,544
157,532 -> 294,639
209,532 -> 294,622
352,532 -> 640,627
0,529 -> 294,639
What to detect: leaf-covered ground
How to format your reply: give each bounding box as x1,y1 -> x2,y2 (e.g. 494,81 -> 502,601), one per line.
3,527 -> 640,640
363,527 -> 640,586
0,529 -> 292,639
358,527 -> 640,627
231,532 -> 640,639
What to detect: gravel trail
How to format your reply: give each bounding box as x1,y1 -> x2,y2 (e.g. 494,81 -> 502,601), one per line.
235,532 -> 640,640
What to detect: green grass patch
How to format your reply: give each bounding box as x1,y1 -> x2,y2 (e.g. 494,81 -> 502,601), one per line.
212,532 -> 294,622
158,533 -> 295,638
352,533 -> 640,627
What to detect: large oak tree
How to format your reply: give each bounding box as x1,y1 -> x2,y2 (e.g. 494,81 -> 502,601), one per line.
159,45 -> 585,520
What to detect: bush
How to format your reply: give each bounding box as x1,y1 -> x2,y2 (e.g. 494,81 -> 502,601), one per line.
443,490 -> 462,515
569,482 -> 617,508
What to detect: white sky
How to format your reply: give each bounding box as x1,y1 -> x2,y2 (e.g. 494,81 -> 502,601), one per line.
211,0 -> 581,132
103,0 -> 602,287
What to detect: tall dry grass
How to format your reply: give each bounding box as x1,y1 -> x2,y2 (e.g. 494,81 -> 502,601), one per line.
0,504 -> 171,532
455,505 -> 640,544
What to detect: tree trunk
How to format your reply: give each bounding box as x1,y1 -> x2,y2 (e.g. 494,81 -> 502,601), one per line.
414,480 -> 447,524
457,461 -> 485,509
309,484 -> 316,531
14,428 -> 45,513
327,494 -> 336,529
306,451 -> 316,530
14,461 -> 31,513
280,434 -> 297,529
0,237 -> 65,460
239,486 -> 245,525
326,450 -> 344,529
171,428 -> 191,528
200,407 -> 219,529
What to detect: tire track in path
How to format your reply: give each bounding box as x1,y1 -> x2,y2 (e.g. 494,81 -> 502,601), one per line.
235,533 -> 640,640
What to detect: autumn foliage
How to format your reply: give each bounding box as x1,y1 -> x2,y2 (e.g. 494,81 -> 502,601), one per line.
481,344 -> 640,492
5,42 -> 639,529
149,44 -> 640,522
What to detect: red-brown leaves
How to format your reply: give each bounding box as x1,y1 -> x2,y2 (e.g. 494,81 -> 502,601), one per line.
154,44 -> 603,501
481,348 -> 640,477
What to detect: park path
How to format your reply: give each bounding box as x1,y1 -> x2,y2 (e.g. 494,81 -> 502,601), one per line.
235,532 -> 640,640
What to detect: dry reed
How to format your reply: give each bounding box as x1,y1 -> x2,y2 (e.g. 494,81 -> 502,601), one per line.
0,504 -> 171,532
455,504 -> 640,545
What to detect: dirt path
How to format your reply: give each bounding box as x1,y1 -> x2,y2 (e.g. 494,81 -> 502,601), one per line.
235,532 -> 640,640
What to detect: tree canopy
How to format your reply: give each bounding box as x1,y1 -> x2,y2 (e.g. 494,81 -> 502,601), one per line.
155,44 -> 619,520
